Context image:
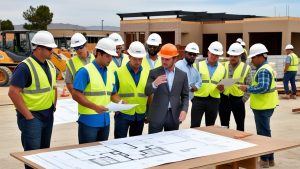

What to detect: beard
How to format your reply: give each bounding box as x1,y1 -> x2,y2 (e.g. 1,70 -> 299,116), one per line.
185,58 -> 195,65
148,48 -> 159,56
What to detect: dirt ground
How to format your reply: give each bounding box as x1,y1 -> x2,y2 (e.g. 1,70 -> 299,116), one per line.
0,81 -> 299,169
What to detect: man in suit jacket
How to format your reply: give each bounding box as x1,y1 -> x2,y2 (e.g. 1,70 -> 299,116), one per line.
145,43 -> 189,134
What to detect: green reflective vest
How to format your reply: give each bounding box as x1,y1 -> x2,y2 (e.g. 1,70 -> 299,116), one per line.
107,53 -> 129,73
66,53 -> 95,78
287,53 -> 299,71
223,61 -> 250,97
141,55 -> 162,73
117,65 -> 148,115
250,64 -> 278,110
78,63 -> 114,114
21,57 -> 56,111
194,61 -> 225,98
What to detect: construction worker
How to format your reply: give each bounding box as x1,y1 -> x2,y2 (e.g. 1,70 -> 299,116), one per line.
219,43 -> 251,131
236,38 -> 247,62
108,32 -> 129,72
8,31 -> 57,169
175,42 -> 202,100
145,43 -> 189,133
191,41 -> 225,127
239,43 -> 279,168
71,38 -> 122,144
282,44 -> 298,99
65,33 -> 95,93
142,33 -> 162,72
114,41 -> 148,138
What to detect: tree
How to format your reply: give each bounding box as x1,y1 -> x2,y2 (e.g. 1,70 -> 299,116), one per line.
0,20 -> 14,30
23,5 -> 53,30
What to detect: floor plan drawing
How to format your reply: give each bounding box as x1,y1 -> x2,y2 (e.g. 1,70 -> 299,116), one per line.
24,129 -> 256,169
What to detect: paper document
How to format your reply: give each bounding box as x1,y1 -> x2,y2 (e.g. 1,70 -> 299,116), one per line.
106,102 -> 138,112
54,99 -> 78,125
218,78 -> 241,88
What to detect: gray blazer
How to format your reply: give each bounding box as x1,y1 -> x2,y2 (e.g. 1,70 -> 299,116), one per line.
145,66 -> 189,125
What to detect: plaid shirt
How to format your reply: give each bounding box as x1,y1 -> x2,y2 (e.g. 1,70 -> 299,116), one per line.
247,61 -> 272,94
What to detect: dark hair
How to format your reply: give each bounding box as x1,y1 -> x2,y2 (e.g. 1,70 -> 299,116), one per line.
96,49 -> 106,56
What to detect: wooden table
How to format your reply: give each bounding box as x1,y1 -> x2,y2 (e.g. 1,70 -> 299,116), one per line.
11,126 -> 300,169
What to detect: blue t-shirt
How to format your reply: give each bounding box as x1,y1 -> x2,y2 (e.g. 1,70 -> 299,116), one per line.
73,61 -> 117,127
10,56 -> 55,121
114,63 -> 145,121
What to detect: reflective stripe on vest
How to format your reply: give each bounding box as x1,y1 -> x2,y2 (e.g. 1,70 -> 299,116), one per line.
78,63 -> 114,114
21,57 -> 56,111
250,64 -> 279,110
117,65 -> 148,115
66,53 -> 95,78
223,61 -> 250,97
194,61 -> 225,98
287,53 -> 299,71
107,53 -> 130,73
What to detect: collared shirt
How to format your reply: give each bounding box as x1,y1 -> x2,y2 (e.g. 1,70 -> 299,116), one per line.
205,59 -> 219,78
11,55 -> 54,120
112,53 -> 125,67
146,53 -> 159,70
73,60 -> 117,127
247,61 -> 272,94
175,58 -> 202,100
165,67 -> 176,108
114,62 -> 145,121
227,61 -> 252,102
65,52 -> 92,84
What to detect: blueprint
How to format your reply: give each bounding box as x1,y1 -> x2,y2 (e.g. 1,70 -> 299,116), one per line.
24,129 -> 256,169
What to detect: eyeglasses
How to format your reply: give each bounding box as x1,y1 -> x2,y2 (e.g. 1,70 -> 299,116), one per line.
187,52 -> 197,57
229,55 -> 239,58
116,47 -> 122,51
38,45 -> 52,51
74,44 -> 85,51
147,45 -> 159,50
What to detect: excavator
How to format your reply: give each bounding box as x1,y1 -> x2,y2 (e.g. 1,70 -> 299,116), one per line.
0,30 -> 72,86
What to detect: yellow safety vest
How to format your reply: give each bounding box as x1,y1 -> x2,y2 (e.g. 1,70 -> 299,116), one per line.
117,65 -> 148,115
287,53 -> 299,71
66,53 -> 95,78
107,53 -> 129,73
21,57 -> 56,111
141,55 -> 162,73
250,64 -> 278,110
194,61 -> 225,98
78,63 -> 114,114
223,61 -> 250,97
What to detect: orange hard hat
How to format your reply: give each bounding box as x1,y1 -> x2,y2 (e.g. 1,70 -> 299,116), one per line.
158,43 -> 178,58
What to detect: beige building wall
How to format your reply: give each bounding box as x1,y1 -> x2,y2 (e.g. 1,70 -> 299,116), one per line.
180,21 -> 202,47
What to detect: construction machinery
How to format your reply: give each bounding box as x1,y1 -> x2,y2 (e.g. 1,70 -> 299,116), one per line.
0,30 -> 71,86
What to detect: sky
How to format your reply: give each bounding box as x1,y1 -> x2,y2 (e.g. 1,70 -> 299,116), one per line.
1,0 -> 300,27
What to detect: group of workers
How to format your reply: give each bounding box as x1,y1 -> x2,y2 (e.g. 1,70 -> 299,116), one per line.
8,30 -> 298,169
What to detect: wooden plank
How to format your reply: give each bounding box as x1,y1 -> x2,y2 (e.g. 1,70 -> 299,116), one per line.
292,108 -> 300,112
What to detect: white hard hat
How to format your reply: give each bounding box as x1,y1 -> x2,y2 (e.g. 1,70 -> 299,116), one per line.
95,38 -> 118,56
208,41 -> 223,55
31,31 -> 57,48
236,38 -> 243,43
185,42 -> 199,54
127,41 -> 146,58
70,33 -> 87,48
285,44 -> 294,50
227,43 -> 244,56
146,33 -> 162,46
240,41 -> 246,46
108,33 -> 124,46
248,43 -> 268,58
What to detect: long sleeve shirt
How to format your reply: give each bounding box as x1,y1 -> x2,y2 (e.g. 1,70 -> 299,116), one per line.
247,61 -> 272,94
175,58 -> 202,100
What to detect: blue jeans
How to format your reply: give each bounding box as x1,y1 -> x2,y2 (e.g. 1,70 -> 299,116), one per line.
253,109 -> 274,161
283,71 -> 297,95
78,122 -> 110,144
114,113 -> 144,138
17,115 -> 54,169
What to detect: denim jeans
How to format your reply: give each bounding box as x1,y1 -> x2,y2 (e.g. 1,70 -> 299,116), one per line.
252,109 -> 274,161
78,122 -> 110,144
17,115 -> 54,169
283,71 -> 297,95
114,113 -> 144,138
